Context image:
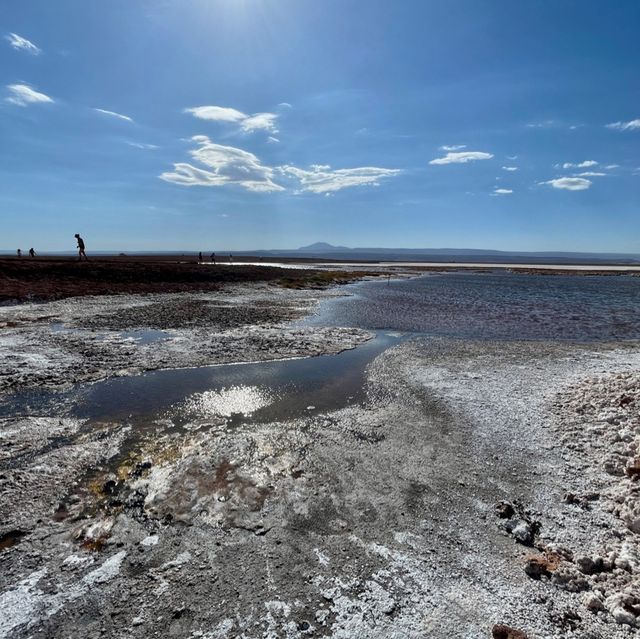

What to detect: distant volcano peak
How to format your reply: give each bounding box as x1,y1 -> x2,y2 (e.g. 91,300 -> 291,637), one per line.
297,242 -> 350,252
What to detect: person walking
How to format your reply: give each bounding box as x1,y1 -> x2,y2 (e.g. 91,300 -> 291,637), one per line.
29,248 -> 35,257
198,251 -> 203,262
210,252 -> 216,264
74,234 -> 88,261
16,248 -> 21,258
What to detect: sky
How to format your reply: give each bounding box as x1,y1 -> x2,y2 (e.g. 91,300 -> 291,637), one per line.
1,0 -> 639,253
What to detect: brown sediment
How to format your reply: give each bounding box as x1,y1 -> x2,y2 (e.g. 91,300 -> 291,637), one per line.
0,257 -> 380,303
0,529 -> 26,551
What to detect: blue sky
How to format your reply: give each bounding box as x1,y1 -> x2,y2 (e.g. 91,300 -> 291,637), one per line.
1,0 -> 639,252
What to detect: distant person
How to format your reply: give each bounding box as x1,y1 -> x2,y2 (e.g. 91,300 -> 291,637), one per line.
198,251 -> 203,262
16,248 -> 21,258
229,254 -> 233,264
74,233 -> 88,261
29,248 -> 35,258
210,252 -> 216,264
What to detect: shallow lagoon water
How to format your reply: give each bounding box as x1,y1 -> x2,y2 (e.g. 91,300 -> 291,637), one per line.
2,331 -> 402,425
305,271 -> 640,341
6,272 -> 639,430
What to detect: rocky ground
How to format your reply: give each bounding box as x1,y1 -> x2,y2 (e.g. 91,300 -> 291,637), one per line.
1,278 -> 640,638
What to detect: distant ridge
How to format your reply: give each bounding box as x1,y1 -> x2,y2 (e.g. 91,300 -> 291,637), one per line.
254,243 -> 640,265
3,244 -> 640,265
298,242 -> 350,252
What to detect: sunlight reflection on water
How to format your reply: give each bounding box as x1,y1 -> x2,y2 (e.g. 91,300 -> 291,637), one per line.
182,385 -> 276,418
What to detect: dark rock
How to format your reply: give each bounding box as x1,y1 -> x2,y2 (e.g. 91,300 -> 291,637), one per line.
102,480 -> 118,496
505,518 -> 539,546
492,624 -> 528,639
495,501 -> 515,519
624,457 -> 640,478
524,552 -> 562,579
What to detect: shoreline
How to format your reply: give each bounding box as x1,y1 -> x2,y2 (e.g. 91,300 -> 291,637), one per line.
2,258 -> 639,305
1,277 -> 639,637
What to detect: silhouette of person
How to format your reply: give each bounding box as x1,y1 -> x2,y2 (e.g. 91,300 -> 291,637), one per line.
198,251 -> 203,262
29,248 -> 35,257
17,248 -> 21,258
229,254 -> 233,264
210,252 -> 216,264
74,234 -> 88,261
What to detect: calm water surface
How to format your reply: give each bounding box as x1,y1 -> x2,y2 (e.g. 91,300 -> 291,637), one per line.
305,272 -> 640,341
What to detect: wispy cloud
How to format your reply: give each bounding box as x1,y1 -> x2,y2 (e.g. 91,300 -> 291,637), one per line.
161,136 -> 400,195
185,105 -> 246,122
240,112 -> 278,133
280,164 -> 400,194
606,119 -> 640,131
267,136 -> 280,144
5,33 -> 41,55
574,171 -> 606,177
160,135 -> 284,192
541,177 -> 591,191
429,151 -> 493,165
94,108 -> 133,122
127,141 -> 159,150
185,105 -> 278,133
5,83 -> 53,106
560,160 -> 598,169
526,120 -> 558,129
502,166 -> 518,172
492,188 -> 513,195
439,144 -> 466,151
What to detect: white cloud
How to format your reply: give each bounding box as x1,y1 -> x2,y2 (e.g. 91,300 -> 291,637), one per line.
492,188 -> 513,195
502,166 -> 518,171
240,112 -> 278,133
5,33 -> 41,55
94,108 -> 133,122
561,160 -> 598,169
542,177 -> 591,191
429,151 -> 493,165
278,102 -> 292,109
604,164 -> 619,169
606,119 -> 640,131
185,105 -> 278,133
507,155 -> 518,160
574,171 -> 606,177
279,164 -> 400,194
5,83 -> 53,106
439,144 -> 466,151
160,135 -> 284,192
185,105 -> 247,123
267,136 -> 280,144
127,141 -> 159,150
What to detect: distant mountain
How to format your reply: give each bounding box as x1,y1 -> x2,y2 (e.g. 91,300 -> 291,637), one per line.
249,244 -> 640,265
4,244 -> 639,266
298,242 -> 350,252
